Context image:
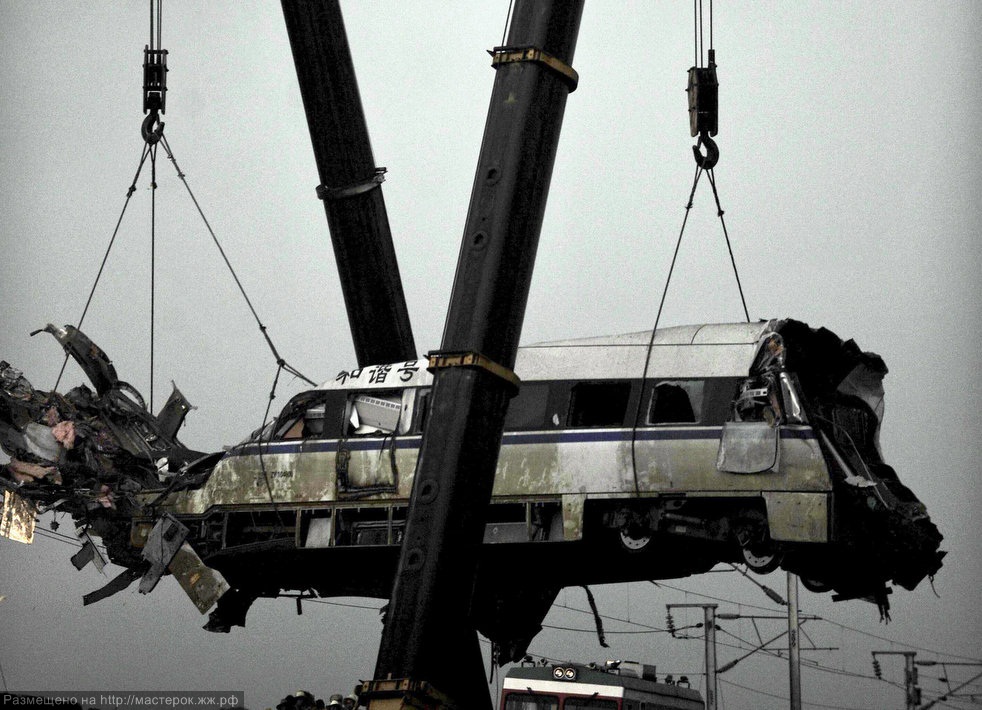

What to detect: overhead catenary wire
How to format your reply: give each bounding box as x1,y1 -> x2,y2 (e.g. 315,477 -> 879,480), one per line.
654,579 -> 982,663
539,583 -> 976,708
719,677 -> 879,710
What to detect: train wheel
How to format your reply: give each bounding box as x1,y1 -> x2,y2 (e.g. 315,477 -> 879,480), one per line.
619,528 -> 652,552
741,545 -> 783,574
800,576 -> 832,593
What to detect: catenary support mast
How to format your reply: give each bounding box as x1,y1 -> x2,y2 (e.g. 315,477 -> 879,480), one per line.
369,1 -> 585,707
281,0 -> 416,367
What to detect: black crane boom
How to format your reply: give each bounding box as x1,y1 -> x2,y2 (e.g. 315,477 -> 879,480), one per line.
281,0 -> 416,367
370,2 -> 585,707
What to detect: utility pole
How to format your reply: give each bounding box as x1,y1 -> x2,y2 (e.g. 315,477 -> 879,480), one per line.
915,661 -> 982,710
873,651 -> 920,710
788,572 -> 801,710
668,604 -> 718,710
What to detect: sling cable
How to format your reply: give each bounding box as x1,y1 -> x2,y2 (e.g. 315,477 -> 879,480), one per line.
630,0 -> 752,496
57,0 -> 314,428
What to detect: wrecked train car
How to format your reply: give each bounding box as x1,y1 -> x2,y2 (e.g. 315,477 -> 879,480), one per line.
1,319 -> 944,653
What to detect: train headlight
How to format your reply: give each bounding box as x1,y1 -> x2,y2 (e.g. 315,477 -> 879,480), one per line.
552,666 -> 578,681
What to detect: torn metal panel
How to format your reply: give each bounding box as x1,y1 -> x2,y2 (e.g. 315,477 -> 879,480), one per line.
1,324 -> 216,553
716,421 -> 781,474
70,529 -> 107,572
83,566 -> 144,606
167,541 -> 230,613
32,324 -> 119,396
1,490 -> 36,543
139,514 -> 189,594
561,493 -> 586,541
762,491 -> 828,543
155,383 -> 195,440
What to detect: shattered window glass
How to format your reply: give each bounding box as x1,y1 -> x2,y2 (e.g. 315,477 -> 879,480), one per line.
273,391 -> 345,440
647,380 -> 703,424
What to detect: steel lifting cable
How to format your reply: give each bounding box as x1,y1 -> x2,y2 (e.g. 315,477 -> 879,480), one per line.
61,1 -> 313,426
157,133 -> 311,533
629,0 -> 749,497
149,141 -> 158,412
157,135 -> 315,389
53,144 -> 154,392
706,168 -> 750,322
628,164 -> 705,496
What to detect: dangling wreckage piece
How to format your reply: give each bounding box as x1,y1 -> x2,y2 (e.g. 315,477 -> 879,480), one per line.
0,324 -> 227,612
1,320 -> 945,657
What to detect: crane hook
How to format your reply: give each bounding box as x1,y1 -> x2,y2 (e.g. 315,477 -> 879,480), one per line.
692,132 -> 719,169
141,110 -> 165,145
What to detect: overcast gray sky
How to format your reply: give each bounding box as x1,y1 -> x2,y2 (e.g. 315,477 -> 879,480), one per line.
1,2 -> 980,709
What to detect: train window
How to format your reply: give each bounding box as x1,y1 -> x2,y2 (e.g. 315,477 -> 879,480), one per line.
503,693 -> 558,710
567,381 -> 632,427
565,699 -> 618,709
346,391 -> 404,436
647,381 -> 703,424
273,391 -> 345,440
413,388 -> 431,433
505,382 -> 550,430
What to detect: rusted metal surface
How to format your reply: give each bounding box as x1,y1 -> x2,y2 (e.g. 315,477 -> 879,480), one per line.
0,490 -> 36,544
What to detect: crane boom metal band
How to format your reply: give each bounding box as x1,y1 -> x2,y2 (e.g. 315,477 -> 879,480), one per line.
426,350 -> 521,390
490,45 -> 579,92
315,167 -> 387,201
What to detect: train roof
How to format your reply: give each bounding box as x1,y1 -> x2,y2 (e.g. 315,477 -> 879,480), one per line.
503,664 -> 704,705
320,319 -> 779,390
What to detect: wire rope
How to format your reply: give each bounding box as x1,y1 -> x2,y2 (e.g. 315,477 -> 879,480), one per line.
53,145 -> 153,392
158,134 -> 315,387
719,677 -> 876,710
149,141 -> 158,412
500,0 -> 514,47
628,165 -> 704,496
706,168 -> 750,321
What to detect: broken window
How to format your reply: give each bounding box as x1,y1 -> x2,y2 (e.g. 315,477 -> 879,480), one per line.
504,382 -> 550,430
273,391 -> 345,440
718,377 -> 781,474
647,380 -> 703,424
567,381 -> 632,428
733,376 -> 783,425
346,391 -> 404,435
